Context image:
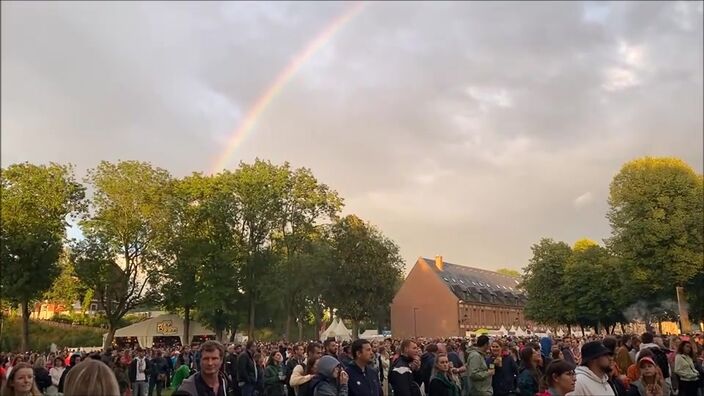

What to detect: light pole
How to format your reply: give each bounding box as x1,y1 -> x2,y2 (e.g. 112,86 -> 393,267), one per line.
413,307 -> 419,338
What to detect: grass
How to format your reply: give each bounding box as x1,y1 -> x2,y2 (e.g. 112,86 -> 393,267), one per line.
0,317 -> 104,352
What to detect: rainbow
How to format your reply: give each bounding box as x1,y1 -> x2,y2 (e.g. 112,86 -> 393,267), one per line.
210,2 -> 366,173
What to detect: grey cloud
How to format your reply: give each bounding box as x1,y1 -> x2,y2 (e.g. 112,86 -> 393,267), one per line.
2,1 -> 701,271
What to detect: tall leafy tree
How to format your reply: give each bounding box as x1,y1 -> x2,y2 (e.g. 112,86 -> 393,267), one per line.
226,160 -> 289,337
0,163 -> 85,351
76,160 -> 172,348
275,166 -> 342,339
43,250 -> 90,311
325,215 -> 404,339
607,157 -> 704,303
520,238 -> 572,327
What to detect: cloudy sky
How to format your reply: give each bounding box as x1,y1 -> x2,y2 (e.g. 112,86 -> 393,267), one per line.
2,1 -> 702,272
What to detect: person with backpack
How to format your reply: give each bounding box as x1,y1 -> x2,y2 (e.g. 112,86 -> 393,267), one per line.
636,333 -> 670,381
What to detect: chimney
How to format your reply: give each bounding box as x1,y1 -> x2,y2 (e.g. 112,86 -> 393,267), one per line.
435,255 -> 444,271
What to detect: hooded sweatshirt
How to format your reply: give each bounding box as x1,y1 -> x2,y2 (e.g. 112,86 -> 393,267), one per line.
566,366 -> 615,396
312,355 -> 348,396
466,347 -> 492,396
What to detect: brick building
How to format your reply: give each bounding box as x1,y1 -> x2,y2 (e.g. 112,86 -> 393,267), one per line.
390,256 -> 529,338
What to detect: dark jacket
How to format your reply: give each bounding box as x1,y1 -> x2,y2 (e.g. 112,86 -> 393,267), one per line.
311,356 -> 349,396
150,357 -> 170,379
346,361 -> 381,396
489,355 -> 518,396
33,367 -> 52,392
428,374 -> 460,396
388,355 -> 422,396
516,368 -> 540,396
129,357 -> 151,383
226,353 -> 239,384
178,372 -> 230,396
237,351 -> 258,385
264,363 -> 286,396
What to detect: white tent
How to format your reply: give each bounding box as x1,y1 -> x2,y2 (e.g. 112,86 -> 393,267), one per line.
509,325 -> 517,335
497,325 -> 508,335
515,326 -> 527,337
556,329 -> 565,337
320,318 -> 352,342
108,313 -> 218,348
358,330 -> 385,341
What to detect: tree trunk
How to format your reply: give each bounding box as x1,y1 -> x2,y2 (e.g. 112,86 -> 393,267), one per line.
351,320 -> 359,340
20,300 -> 30,352
314,309 -> 322,341
568,324 -> 572,335
184,306 -> 191,347
248,296 -> 256,338
657,321 -> 663,335
580,324 -> 585,337
104,323 -> 117,350
297,319 -> 303,342
620,323 -> 626,334
285,311 -> 292,341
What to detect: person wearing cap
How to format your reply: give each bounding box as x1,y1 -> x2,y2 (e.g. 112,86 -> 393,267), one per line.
566,341 -> 616,396
626,357 -> 671,396
311,355 -> 349,396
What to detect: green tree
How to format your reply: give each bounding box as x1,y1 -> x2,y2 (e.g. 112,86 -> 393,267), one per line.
275,166 -> 343,340
0,162 -> 85,352
496,268 -> 521,278
520,238 -> 572,326
325,215 -> 404,339
76,160 -> 172,348
43,250 -> 90,311
563,244 -> 625,333
226,160 -> 289,337
608,157 -> 704,303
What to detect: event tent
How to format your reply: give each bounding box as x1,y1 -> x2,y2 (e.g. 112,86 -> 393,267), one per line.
108,313 -> 218,348
320,317 -> 352,342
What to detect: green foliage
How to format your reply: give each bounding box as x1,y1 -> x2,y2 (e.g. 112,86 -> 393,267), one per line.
608,157 -> 704,296
520,238 -> 572,326
0,318 -> 104,352
496,268 -> 521,278
0,162 -> 86,351
573,238 -> 599,253
49,312 -> 144,328
76,160 -> 172,347
324,215 -> 404,338
43,250 -> 90,309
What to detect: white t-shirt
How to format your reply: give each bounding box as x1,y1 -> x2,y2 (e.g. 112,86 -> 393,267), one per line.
135,357 -> 147,382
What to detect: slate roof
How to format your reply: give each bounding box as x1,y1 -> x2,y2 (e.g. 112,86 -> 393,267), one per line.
422,258 -> 527,306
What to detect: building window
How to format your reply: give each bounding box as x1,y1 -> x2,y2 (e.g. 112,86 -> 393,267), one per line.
90,303 -> 98,312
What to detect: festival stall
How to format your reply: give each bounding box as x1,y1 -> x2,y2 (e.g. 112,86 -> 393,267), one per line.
320,317 -> 352,342
107,313 -> 219,348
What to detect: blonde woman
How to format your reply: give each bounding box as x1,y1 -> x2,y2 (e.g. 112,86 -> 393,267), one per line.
0,363 -> 42,396
63,359 -> 121,396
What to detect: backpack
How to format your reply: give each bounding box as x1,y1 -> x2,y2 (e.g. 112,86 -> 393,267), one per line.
646,347 -> 670,379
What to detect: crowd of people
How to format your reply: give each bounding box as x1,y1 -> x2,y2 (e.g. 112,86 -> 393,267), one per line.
1,332 -> 703,396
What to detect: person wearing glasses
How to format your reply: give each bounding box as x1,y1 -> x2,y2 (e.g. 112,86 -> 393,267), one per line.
540,360 -> 576,396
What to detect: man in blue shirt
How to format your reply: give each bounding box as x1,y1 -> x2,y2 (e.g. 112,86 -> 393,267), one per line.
346,339 -> 382,396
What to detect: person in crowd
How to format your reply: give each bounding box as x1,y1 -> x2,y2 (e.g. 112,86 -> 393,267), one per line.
63,359 -> 121,396
225,346 -> 240,394
311,355 -> 349,396
30,357 -> 50,394
178,340 -> 229,396
488,339 -> 518,396
446,343 -> 467,396
569,341 -> 616,396
171,356 -> 191,391
517,346 -> 542,396
129,348 -> 150,396
148,350 -> 169,396
346,339 -> 381,396
238,340 -> 259,396
420,343 -> 439,392
389,340 -> 422,396
47,357 -> 64,395
377,347 -> 390,396
286,344 -> 306,396
540,337 -> 554,369
290,343 -> 322,393
58,353 -> 81,393
0,362 -> 41,396
428,353 -> 460,396
673,340 -> 701,396
637,333 -> 670,380
293,355 -> 320,396
627,349 -> 655,383
539,359 -> 576,396
324,340 -> 339,359
264,352 -> 286,396
615,338 -> 634,376
570,339 -> 582,367
466,335 -> 493,396
626,357 -> 671,396
338,345 -> 353,367
603,336 -> 628,396
113,360 -> 131,396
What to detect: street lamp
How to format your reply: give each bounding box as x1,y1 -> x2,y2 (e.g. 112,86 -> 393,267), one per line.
413,307 -> 419,338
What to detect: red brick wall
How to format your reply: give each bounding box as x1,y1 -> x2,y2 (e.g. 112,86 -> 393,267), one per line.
391,258 -> 460,338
